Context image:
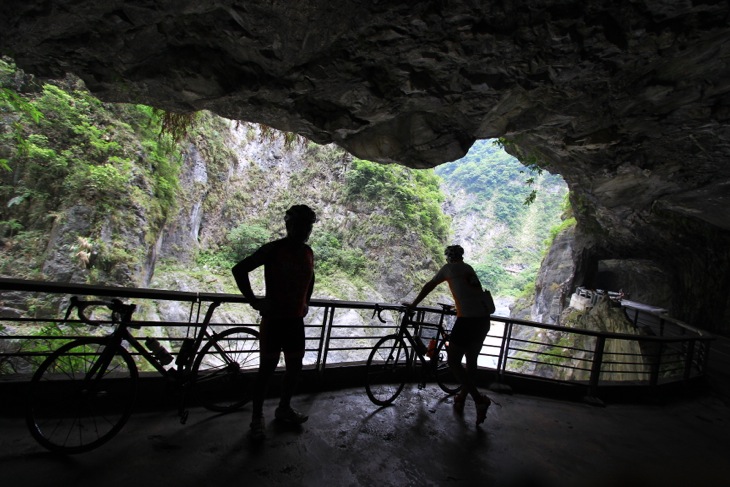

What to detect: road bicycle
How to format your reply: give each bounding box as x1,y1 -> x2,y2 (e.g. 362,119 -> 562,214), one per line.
25,296 -> 259,454
365,304 -> 461,405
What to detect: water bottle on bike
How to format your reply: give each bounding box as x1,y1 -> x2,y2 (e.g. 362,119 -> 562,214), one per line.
145,337 -> 173,365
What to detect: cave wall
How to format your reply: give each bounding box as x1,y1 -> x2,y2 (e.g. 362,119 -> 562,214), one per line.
1,0 -> 729,333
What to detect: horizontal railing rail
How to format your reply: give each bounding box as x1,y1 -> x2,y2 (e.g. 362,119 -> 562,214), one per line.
0,278 -> 715,402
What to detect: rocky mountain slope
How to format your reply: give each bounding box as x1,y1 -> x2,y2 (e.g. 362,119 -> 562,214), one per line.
1,64 -> 568,330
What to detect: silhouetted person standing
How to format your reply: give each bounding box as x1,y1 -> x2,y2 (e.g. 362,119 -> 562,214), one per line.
405,244 -> 492,425
232,204 -> 317,441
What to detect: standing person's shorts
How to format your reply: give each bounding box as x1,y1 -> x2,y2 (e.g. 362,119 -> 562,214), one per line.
450,316 -> 490,353
259,317 -> 306,358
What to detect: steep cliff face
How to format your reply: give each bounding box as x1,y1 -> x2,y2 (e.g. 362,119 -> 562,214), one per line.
0,69 -> 178,292
152,120 -> 448,304
510,298 -> 650,381
1,66 -> 556,321
527,223 -> 577,325
512,221 -> 679,326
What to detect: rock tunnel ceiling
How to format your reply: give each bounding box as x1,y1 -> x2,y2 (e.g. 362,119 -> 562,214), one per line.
1,0 -> 730,329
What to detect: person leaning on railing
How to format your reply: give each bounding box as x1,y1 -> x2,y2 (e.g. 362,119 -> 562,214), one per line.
404,244 -> 492,425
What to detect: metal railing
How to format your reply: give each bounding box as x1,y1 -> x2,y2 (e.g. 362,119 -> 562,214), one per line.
0,278 -> 715,401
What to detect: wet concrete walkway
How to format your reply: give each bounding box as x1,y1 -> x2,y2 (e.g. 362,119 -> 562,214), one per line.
2,382 -> 729,487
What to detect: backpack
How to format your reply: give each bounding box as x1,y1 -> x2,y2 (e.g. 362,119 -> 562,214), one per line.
482,289 -> 496,315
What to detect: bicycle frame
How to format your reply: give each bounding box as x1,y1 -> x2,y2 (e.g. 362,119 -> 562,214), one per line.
121,300 -> 223,379
365,305 -> 461,406
26,297 -> 260,453
395,307 -> 451,365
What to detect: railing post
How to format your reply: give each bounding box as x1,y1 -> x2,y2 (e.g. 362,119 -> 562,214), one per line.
496,320 -> 513,383
683,339 -> 696,381
316,305 -> 334,373
649,341 -> 664,386
585,335 -> 606,405
700,340 -> 711,375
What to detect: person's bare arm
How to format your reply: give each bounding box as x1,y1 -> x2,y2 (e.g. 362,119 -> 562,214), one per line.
405,279 -> 439,308
301,273 -> 315,316
307,274 -> 315,303
232,247 -> 268,309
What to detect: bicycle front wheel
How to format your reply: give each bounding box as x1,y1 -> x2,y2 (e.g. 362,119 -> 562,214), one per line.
435,338 -> 462,395
365,335 -> 411,406
192,326 -> 260,413
25,338 -> 138,454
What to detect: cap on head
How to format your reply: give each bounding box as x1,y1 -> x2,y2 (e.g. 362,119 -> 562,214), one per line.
285,204 -> 317,224
444,245 -> 464,259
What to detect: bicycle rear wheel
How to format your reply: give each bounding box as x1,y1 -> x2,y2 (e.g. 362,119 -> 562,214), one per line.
192,326 -> 260,412
25,338 -> 138,454
365,335 -> 411,406
434,338 -> 462,395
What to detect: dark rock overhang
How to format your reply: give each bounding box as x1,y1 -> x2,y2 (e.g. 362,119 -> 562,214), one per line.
1,0 -> 730,329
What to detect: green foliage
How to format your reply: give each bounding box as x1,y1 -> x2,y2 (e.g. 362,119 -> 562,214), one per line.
0,61 -> 182,215
0,60 -> 188,282
546,217 -> 577,247
157,110 -> 200,143
16,321 -> 85,370
0,83 -> 43,172
223,221 -> 369,280
436,141 -> 560,229
345,158 -> 450,258
310,231 -> 368,276
0,218 -> 22,236
507,262 -> 541,297
495,138 -> 545,206
227,224 -> 272,262
95,241 -> 134,271
1,87 -> 43,124
436,139 -> 568,297
0,61 -> 44,175
0,229 -> 46,278
258,124 -> 305,149
196,249 -> 236,269
64,157 -> 133,204
137,121 -> 183,217
473,260 -> 509,292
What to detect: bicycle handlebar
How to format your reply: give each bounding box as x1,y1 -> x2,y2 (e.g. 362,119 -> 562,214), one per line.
371,302 -> 456,328
372,305 -> 388,323
372,304 -> 416,324
65,296 -> 137,325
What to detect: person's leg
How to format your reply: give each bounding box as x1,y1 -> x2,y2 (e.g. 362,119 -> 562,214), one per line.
274,318 -> 308,424
250,318 -> 279,439
252,354 -> 279,418
249,351 -> 278,441
279,350 -> 304,409
456,339 -> 491,424
448,341 -> 481,401
471,322 -> 491,425
448,318 -> 482,401
447,342 -> 469,412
